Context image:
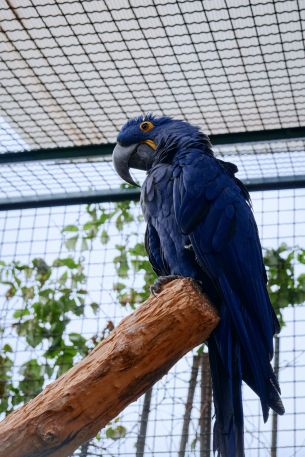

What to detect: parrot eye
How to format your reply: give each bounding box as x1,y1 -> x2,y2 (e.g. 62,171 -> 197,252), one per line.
140,121 -> 154,132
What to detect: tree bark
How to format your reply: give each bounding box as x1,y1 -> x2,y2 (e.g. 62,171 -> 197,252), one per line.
0,278 -> 219,457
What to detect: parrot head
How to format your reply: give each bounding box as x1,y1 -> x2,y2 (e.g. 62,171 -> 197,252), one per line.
112,114 -> 210,186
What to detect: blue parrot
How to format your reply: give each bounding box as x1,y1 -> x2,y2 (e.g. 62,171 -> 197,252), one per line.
112,115 -> 284,457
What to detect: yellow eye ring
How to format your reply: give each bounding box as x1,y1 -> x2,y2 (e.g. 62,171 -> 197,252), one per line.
140,121 -> 154,132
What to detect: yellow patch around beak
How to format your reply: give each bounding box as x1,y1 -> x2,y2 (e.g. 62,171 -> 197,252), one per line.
142,139 -> 157,150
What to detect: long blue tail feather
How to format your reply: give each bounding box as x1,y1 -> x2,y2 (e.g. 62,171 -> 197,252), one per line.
208,327 -> 244,457
208,276 -> 284,457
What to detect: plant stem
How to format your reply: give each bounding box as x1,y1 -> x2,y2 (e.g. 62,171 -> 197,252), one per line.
199,352 -> 212,457
271,335 -> 280,457
136,387 -> 153,457
178,354 -> 201,457
79,440 -> 90,457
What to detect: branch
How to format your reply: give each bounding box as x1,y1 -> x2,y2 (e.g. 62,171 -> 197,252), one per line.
0,278 -> 219,457
199,352 -> 212,457
135,387 -> 153,457
178,354 -> 201,457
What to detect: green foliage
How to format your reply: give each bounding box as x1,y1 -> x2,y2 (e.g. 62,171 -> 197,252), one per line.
105,424 -> 127,440
0,198 -> 151,444
112,236 -> 156,309
264,243 -> 305,328
62,202 -> 135,252
19,359 -> 44,399
0,344 -> 13,412
62,201 -> 156,310
0,256 -> 96,413
114,245 -> 129,279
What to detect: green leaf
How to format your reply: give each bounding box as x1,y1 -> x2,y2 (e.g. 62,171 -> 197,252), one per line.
113,282 -> 126,292
38,288 -> 53,298
21,286 -> 35,301
297,251 -> 305,264
106,425 -> 127,440
12,269 -> 21,287
65,236 -> 78,251
15,319 -> 46,347
2,344 -> 12,353
44,363 -> 54,378
69,332 -> 87,349
83,221 -> 95,231
13,308 -> 30,319
100,229 -> 110,245
55,352 -> 75,378
129,242 -> 147,257
113,249 -> 129,279
59,271 -> 68,286
19,359 -> 44,399
98,211 -> 113,224
44,342 -> 63,359
71,271 -> 86,285
5,284 -> 17,299
24,266 -> 33,279
196,345 -> 205,354
27,327 -> 45,348
264,245 -> 305,328
62,225 -> 79,232
77,289 -> 87,295
90,302 -> 99,314
191,437 -> 197,450
80,238 -> 89,252
53,258 -> 78,269
32,258 -> 50,275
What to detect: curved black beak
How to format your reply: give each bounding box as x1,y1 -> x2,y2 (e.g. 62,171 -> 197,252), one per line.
112,143 -> 155,187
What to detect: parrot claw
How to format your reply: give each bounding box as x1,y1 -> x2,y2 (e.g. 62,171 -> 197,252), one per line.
150,275 -> 181,295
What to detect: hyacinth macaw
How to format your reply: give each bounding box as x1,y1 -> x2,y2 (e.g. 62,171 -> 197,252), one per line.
112,115 -> 284,457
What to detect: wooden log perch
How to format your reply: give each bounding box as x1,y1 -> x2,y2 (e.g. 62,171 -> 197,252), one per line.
0,278 -> 219,457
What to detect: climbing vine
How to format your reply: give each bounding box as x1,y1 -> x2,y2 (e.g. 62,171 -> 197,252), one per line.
62,200 -> 156,307
0,197 -> 155,450
264,243 -> 305,327
0,256 -> 98,413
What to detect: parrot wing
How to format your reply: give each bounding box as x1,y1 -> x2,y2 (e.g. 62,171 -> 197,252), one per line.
144,222 -> 169,277
172,150 -> 284,456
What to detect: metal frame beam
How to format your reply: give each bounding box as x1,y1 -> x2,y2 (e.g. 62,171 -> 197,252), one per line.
1,175 -> 305,211
0,188 -> 139,211
1,126 -> 305,210
1,126 -> 305,164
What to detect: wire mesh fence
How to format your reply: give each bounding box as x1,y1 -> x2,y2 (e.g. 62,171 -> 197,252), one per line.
1,139 -> 305,210
1,0 -> 305,153
1,0 -> 305,455
0,187 -> 305,456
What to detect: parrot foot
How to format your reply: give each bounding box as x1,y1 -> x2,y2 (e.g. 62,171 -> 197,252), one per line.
150,275 -> 181,296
